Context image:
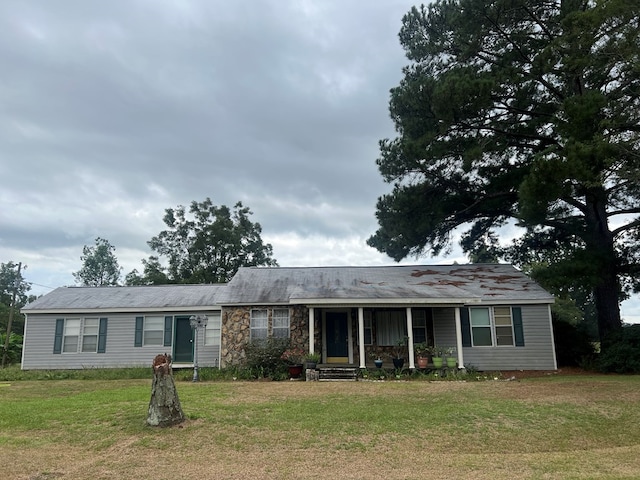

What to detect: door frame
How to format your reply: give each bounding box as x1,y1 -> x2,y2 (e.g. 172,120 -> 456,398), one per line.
322,309 -> 352,364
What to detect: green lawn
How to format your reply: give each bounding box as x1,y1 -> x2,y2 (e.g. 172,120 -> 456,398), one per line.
1,375 -> 640,479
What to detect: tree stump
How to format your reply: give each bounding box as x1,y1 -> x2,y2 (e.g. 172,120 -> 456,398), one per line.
147,353 -> 185,427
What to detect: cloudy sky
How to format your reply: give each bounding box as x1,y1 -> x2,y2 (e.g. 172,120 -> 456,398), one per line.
1,0 -> 638,323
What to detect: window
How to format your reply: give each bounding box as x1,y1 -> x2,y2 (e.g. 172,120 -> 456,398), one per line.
375,310 -> 407,346
494,307 -> 514,346
250,309 -> 268,340
272,308 -> 290,338
469,307 -> 515,347
205,312 -> 221,346
363,310 -> 373,345
412,310 -> 427,344
63,318 -> 81,353
143,316 -> 164,346
81,318 -> 99,353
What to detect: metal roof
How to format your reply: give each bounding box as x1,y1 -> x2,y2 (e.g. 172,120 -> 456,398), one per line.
22,284 -> 226,313
218,264 -> 554,305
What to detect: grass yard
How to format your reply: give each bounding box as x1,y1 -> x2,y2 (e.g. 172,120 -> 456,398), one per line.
1,374 -> 640,479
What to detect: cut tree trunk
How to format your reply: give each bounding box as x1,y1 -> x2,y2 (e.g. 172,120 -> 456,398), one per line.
147,354 -> 185,427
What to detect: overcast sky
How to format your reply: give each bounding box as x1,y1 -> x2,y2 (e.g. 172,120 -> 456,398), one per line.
1,0 -> 638,323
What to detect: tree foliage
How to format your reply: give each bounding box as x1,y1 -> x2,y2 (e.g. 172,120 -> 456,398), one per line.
132,199 -> 277,284
368,0 -> 640,340
73,237 -> 122,286
0,262 -> 32,337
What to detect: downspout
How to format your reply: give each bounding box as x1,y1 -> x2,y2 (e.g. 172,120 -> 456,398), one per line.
358,307 -> 366,369
454,307 -> 465,369
406,307 -> 415,369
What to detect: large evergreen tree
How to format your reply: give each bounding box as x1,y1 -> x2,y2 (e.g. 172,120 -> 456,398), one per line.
136,199 -> 277,284
368,0 -> 640,341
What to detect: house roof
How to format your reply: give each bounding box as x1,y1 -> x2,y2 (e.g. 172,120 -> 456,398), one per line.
218,264 -> 554,306
22,284 -> 226,314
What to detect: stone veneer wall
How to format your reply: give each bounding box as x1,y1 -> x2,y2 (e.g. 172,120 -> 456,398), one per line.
220,305 -> 316,367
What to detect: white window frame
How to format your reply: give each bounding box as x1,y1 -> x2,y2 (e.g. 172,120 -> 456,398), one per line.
205,312 -> 221,346
272,308 -> 290,339
470,307 -> 515,347
62,318 -> 81,353
250,309 -> 268,340
81,318 -> 100,353
143,316 -> 164,346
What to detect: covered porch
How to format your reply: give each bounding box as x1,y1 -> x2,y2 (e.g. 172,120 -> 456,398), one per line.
305,305 -> 467,370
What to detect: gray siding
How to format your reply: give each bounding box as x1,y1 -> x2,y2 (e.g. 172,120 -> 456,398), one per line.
22,312 -> 220,370
461,305 -> 556,371
432,308 -> 456,348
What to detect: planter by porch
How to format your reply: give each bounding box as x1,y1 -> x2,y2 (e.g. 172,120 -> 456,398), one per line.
392,358 -> 405,369
446,357 -> 457,368
374,359 -> 383,369
288,364 -> 303,379
416,356 -> 429,369
432,357 -> 444,368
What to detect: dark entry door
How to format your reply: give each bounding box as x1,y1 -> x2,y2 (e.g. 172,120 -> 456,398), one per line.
326,311 -> 349,362
174,316 -> 193,363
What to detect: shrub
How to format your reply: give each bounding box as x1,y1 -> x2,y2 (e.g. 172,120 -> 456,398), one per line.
598,325 -> 640,374
0,333 -> 23,365
552,319 -> 596,367
243,338 -> 290,379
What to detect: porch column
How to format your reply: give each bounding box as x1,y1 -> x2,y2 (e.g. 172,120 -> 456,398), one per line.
308,307 -> 315,355
454,306 -> 465,369
406,307 -> 415,369
358,307 -> 365,369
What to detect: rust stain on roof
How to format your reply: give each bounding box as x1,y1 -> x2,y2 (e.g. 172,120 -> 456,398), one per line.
411,269 -> 441,277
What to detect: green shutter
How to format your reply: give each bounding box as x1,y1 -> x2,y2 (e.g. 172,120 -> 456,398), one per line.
53,318 -> 64,354
164,316 -> 173,347
97,318 -> 108,353
512,307 -> 525,347
460,307 -> 471,347
135,317 -> 143,347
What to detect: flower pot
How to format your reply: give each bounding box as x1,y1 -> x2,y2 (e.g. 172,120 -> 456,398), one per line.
374,359 -> 383,369
446,357 -> 457,368
416,356 -> 429,369
392,358 -> 405,369
432,357 -> 444,368
288,364 -> 303,379
306,361 -> 317,370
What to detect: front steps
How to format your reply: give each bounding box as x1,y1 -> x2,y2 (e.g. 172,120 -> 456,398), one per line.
317,366 -> 359,381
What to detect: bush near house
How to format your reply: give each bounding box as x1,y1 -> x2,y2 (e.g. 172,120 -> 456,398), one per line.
0,332 -> 23,365
598,325 -> 640,374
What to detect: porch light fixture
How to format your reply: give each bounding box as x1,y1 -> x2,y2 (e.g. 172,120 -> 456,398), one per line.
189,314 -> 208,382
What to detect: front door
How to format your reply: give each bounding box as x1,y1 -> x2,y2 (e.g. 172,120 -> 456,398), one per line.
173,316 -> 193,363
325,311 -> 349,363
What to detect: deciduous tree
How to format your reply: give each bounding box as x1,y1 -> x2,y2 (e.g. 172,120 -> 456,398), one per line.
368,0 -> 640,341
73,237 -> 122,286
144,199 -> 277,284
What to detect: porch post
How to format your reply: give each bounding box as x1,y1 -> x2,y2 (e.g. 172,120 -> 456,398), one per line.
406,307 -> 415,369
358,307 -> 365,369
454,306 -> 465,369
308,307 -> 315,355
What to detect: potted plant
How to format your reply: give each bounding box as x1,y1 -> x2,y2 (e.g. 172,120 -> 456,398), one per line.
305,351 -> 321,370
368,350 -> 384,368
429,345 -> 444,368
444,347 -> 457,368
390,337 -> 408,369
281,347 -> 306,378
414,342 -> 430,369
